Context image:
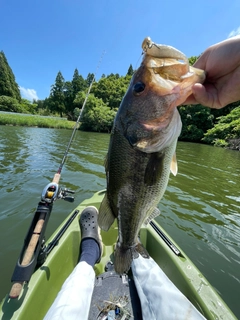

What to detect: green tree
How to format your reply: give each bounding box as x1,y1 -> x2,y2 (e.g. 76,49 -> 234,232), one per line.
86,73 -> 95,87
63,80 -> 74,119
62,69 -> 88,119
72,69 -> 87,96
0,96 -> 37,113
209,101 -> 237,120
74,92 -> 116,132
188,56 -> 198,66
49,71 -> 66,117
19,99 -> 37,114
179,104 -> 214,142
0,95 -> 21,112
35,99 -> 51,115
0,51 -> 21,101
91,74 -> 131,109
35,99 -> 44,110
202,106 -> 240,149
41,98 -> 52,115
127,64 -> 134,76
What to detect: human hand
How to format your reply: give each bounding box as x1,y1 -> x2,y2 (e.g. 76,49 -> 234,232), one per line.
184,36 -> 240,109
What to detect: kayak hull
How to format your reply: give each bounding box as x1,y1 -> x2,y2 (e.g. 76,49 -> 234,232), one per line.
0,190 -> 236,319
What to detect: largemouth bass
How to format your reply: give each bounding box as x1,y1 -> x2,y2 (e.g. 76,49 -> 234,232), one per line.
98,37 -> 205,274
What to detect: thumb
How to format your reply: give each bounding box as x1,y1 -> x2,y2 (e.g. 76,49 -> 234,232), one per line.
191,83 -> 214,108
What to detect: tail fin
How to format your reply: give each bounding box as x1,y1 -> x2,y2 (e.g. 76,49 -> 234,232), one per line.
114,243 -> 132,274
114,242 -> 150,274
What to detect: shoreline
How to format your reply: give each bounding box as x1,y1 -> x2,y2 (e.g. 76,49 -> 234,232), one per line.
0,112 -> 75,129
1,112 -> 238,151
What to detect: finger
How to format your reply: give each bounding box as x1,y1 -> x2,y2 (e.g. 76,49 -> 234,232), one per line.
182,93 -> 198,105
193,50 -> 209,70
192,83 -> 222,109
191,83 -> 212,107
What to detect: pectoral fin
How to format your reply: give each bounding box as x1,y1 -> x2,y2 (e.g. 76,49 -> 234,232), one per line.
98,194 -> 115,231
170,152 -> 178,176
144,207 -> 160,226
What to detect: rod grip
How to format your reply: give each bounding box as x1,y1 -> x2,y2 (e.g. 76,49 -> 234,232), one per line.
52,173 -> 60,184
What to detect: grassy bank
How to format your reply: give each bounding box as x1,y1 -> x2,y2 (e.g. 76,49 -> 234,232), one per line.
0,112 -> 75,129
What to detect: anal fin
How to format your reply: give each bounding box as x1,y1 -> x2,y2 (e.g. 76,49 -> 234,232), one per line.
144,207 -> 160,226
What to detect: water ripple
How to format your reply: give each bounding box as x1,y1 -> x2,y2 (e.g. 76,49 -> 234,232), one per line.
0,129 -> 240,317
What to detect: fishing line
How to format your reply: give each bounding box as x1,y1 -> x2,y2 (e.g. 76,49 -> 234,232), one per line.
134,52 -> 144,72
56,50 -> 106,175
57,2 -> 146,173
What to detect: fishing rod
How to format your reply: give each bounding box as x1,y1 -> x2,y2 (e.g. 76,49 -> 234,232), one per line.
56,61 -> 102,177
9,51 -> 105,299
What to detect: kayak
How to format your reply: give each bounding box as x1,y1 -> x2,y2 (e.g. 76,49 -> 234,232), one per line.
0,190 -> 236,320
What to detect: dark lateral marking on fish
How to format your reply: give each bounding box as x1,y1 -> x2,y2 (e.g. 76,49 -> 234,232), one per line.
144,152 -> 164,186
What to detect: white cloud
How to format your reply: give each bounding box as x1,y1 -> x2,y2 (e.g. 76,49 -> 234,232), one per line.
228,26 -> 240,38
19,86 -> 39,101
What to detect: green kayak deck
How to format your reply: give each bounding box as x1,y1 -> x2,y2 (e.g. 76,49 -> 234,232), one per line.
0,191 -> 236,319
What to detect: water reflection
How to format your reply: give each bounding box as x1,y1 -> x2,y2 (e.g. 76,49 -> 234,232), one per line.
0,128 -> 239,317
156,142 -> 240,316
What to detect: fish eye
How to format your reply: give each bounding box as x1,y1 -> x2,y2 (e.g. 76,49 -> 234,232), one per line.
133,82 -> 145,95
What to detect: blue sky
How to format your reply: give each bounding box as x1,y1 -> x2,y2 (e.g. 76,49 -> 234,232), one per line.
1,0 -> 240,101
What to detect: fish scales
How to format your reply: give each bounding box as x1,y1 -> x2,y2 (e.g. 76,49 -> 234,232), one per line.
98,37 -> 206,274
100,128 -> 178,273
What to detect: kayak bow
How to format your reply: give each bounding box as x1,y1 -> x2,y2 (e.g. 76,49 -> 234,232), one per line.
0,191 -> 237,320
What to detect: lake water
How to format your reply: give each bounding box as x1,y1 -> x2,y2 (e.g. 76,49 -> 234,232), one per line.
0,126 -> 239,318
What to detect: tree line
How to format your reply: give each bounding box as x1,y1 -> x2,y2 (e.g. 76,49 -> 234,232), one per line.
0,51 -> 37,113
0,50 -> 239,149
